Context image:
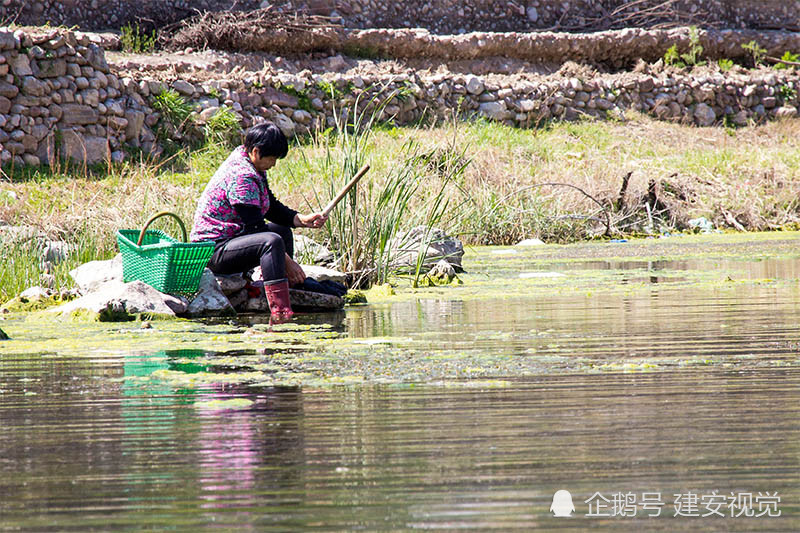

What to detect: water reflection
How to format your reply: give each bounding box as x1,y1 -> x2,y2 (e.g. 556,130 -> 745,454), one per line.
6,368 -> 797,530
540,257 -> 800,281
2,252 -> 800,530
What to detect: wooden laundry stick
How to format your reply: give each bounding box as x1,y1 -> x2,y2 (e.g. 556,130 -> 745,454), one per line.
322,164 -> 370,216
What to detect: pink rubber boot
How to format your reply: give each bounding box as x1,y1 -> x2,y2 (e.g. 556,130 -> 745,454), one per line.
263,279 -> 293,318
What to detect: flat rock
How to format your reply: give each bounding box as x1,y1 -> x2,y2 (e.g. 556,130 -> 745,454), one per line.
60,104 -> 98,125
290,289 -> 344,311
59,130 -> 108,164
300,264 -> 347,284
261,86 -> 298,108
172,79 -> 196,95
244,289 -> 344,312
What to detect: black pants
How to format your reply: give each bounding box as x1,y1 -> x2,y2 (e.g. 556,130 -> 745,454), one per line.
207,224 -> 294,284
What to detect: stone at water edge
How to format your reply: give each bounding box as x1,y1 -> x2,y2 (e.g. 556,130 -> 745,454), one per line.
19,286 -> 54,300
244,294 -> 269,313
390,226 -> 465,272
187,269 -> 235,317
289,289 -> 344,311
228,288 -> 249,311
424,259 -> 459,286
243,290 -> 344,312
1,286 -> 63,312
300,265 -> 347,284
51,280 -> 184,318
251,264 -> 347,284
0,327 -> 9,340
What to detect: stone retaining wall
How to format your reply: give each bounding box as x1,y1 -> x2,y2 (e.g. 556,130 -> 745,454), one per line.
176,62 -> 800,138
1,27 -> 799,167
0,28 -> 154,167
0,1 -> 259,31
2,1 -> 799,33
199,26 -> 800,68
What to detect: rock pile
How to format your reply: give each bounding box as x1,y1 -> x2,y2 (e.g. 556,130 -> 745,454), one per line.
161,63 -> 798,144
0,28 -> 153,166
38,254 -> 346,320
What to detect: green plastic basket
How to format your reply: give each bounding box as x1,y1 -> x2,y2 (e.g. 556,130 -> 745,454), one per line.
116,211 -> 215,295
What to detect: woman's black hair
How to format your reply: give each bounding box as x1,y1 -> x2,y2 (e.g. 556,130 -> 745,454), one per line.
243,122 -> 289,159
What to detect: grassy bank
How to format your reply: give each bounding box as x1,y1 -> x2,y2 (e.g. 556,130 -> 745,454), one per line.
2,113 -> 800,301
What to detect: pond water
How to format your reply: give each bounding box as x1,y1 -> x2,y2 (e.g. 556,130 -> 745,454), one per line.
1,234 -> 799,531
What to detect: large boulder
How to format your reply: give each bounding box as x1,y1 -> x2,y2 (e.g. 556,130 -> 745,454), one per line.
51,280 -> 186,319
187,269 -> 235,317
69,255 -> 123,294
391,226 -> 464,271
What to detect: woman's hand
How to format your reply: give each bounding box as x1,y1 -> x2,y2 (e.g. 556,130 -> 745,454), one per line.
294,212 -> 328,229
285,253 -> 306,286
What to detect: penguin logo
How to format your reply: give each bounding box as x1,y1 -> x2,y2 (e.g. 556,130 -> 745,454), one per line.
550,490 -> 575,517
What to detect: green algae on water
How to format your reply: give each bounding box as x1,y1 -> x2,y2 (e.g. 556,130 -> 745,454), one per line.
194,398 -> 255,410
4,232 -> 800,388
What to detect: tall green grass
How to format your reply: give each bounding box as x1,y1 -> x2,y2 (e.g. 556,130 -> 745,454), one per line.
0,234 -> 107,302
288,91 -> 469,286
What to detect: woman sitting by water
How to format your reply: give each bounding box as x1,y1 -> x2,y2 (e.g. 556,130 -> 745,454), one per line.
190,122 -> 328,317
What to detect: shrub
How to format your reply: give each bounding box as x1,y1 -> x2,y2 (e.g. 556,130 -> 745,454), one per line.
742,40 -> 767,67
203,105 -> 241,146
773,51 -> 799,70
779,83 -> 797,102
718,58 -> 735,72
120,22 -> 157,53
152,89 -> 194,128
664,27 -> 705,68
